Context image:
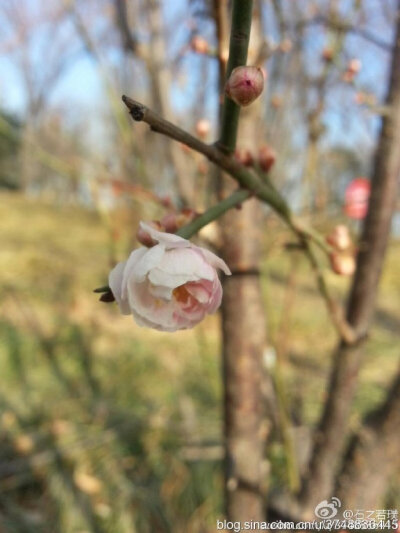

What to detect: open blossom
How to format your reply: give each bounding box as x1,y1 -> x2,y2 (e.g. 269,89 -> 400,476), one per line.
109,222 -> 231,332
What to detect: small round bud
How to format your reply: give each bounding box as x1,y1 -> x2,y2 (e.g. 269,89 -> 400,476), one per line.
326,225 -> 352,251
235,147 -> 254,167
176,208 -> 197,227
220,48 -> 229,63
160,209 -> 197,233
225,66 -> 265,107
160,213 -> 179,233
191,35 -> 209,55
354,91 -> 376,107
258,144 -> 276,172
322,47 -> 334,62
195,118 -> 211,138
330,252 -> 356,276
343,59 -> 362,83
136,220 -> 163,247
347,58 -> 361,75
354,91 -> 366,105
160,195 -> 173,208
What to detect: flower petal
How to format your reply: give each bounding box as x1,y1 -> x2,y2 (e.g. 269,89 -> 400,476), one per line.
185,280 -> 212,304
196,247 -> 231,275
139,222 -> 190,249
121,247 -> 147,297
109,261 -> 131,315
157,248 -> 215,281
130,244 -> 165,282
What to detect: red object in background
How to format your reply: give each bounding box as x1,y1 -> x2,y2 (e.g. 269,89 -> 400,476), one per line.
344,178 -> 371,219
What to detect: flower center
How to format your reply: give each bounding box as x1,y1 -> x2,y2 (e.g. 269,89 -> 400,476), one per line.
173,284 -> 191,304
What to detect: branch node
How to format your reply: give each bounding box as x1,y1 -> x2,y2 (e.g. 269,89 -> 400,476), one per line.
122,95 -> 145,121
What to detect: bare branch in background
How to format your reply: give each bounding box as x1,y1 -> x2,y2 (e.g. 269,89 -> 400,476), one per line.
301,1 -> 400,509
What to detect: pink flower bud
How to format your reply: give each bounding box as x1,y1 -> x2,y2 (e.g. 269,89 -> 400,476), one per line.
176,208 -> 197,228
326,225 -> 352,251
191,35 -> 209,55
347,58 -> 361,74
160,213 -> 179,233
322,47 -> 334,62
225,66 -> 264,107
160,195 -> 173,208
160,209 -> 197,233
258,145 -> 276,172
354,91 -> 366,105
136,220 -> 163,247
234,147 -> 254,167
195,118 -> 211,138
330,252 -> 356,276
343,58 -> 362,83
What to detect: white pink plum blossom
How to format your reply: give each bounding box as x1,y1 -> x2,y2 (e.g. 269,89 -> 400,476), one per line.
109,222 -> 231,332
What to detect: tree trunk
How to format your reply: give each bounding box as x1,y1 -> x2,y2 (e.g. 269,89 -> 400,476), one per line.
219,2 -> 269,522
335,367 -> 400,508
301,1 -> 400,511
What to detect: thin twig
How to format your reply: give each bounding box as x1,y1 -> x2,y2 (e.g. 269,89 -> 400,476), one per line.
177,189 -> 251,239
302,240 -> 357,344
122,95 -> 290,218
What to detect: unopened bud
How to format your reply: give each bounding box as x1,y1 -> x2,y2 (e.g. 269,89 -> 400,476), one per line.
322,47 -> 334,62
343,58 -> 362,83
326,225 -> 352,251
177,208 -> 197,227
191,35 -> 209,55
354,91 -> 376,107
195,118 -> 211,138
235,147 -> 254,167
258,145 -> 276,172
347,58 -> 361,75
160,213 -> 179,233
354,91 -> 366,105
330,252 -> 356,276
160,195 -> 173,208
160,209 -> 197,233
225,66 -> 264,107
136,220 -> 163,247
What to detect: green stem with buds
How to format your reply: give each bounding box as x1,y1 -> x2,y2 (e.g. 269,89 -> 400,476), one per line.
219,0 -> 254,152
177,189 -> 250,239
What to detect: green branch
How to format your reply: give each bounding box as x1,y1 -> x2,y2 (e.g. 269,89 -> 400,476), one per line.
219,0 -> 254,152
177,189 -> 251,239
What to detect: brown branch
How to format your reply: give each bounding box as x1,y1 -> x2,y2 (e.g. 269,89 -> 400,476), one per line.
122,95 -> 290,218
335,364 -> 400,508
301,240 -> 356,345
114,0 -> 138,54
289,14 -> 392,52
301,2 -> 400,509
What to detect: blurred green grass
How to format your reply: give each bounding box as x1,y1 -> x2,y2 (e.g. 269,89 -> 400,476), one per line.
0,192 -> 399,532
